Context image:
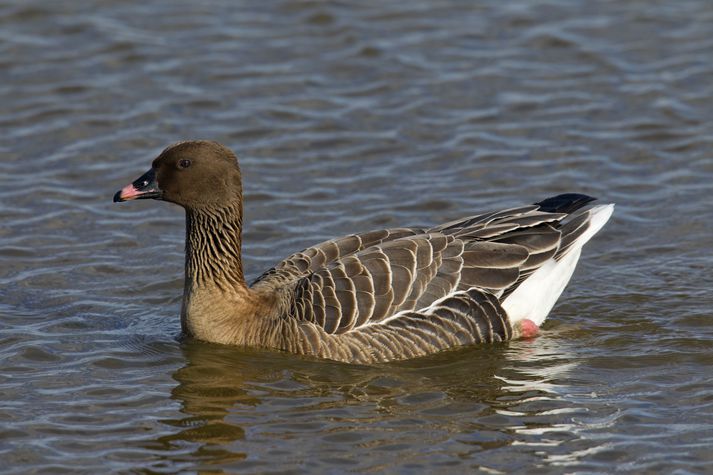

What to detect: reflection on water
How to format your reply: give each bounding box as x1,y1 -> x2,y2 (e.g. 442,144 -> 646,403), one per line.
2,0 -> 713,472
140,338 -> 598,472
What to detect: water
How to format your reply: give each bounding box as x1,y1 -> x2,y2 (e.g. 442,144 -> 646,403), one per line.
2,0 -> 713,472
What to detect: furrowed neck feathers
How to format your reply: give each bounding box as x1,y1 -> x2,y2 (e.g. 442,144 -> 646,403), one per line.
184,202 -> 245,291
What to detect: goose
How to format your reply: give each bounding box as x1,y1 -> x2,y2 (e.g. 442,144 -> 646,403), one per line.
113,141 -> 613,364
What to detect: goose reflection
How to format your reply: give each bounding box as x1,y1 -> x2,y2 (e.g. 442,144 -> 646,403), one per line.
146,335 -> 579,470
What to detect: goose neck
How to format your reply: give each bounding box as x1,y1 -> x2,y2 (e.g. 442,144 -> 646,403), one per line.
184,204 -> 246,291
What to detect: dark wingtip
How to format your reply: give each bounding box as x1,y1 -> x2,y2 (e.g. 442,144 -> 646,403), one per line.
535,193 -> 597,214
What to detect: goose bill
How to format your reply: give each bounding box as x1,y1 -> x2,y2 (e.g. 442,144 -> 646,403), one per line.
113,169 -> 162,202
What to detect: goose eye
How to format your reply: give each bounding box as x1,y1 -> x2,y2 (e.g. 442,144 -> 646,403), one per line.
178,159 -> 192,169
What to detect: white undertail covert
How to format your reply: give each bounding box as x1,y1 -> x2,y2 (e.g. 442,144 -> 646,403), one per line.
502,204 -> 614,327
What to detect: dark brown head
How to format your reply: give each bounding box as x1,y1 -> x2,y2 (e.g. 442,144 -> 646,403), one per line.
113,141 -> 243,210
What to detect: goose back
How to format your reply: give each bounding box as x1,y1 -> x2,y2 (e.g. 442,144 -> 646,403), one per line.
250,198 -> 601,362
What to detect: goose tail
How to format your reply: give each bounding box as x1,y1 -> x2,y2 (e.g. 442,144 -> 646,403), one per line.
502,202 -> 614,328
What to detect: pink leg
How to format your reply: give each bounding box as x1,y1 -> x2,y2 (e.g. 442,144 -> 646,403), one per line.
518,319 -> 540,339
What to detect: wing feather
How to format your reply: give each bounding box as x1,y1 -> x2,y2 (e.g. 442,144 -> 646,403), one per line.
254,194 -> 600,343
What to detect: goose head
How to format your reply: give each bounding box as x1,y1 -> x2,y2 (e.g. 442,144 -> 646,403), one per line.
113,140 -> 243,211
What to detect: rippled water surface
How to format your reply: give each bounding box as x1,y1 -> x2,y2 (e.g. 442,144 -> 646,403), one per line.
2,0 -> 713,473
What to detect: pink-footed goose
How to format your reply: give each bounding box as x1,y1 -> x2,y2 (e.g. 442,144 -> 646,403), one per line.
114,141 -> 613,364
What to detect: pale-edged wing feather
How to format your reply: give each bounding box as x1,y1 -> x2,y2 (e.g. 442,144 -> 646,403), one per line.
289,233 -> 462,334
324,288 -> 514,363
251,227 -> 423,287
